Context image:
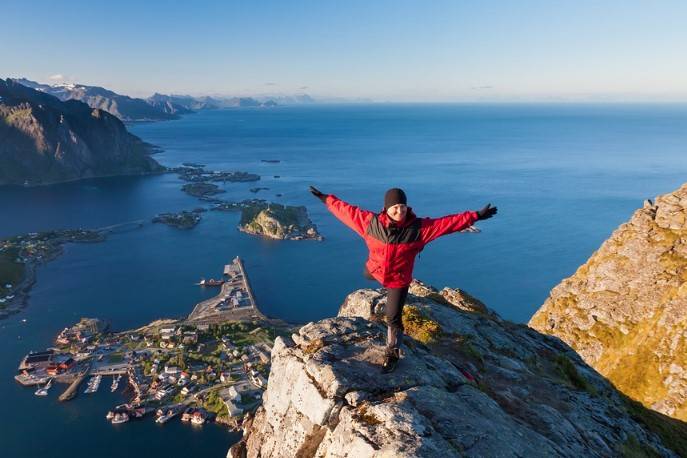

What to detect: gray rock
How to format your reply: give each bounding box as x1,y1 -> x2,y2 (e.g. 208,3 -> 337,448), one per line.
230,283 -> 679,457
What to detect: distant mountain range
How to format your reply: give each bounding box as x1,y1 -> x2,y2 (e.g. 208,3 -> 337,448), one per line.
11,78 -> 318,123
0,78 -> 163,186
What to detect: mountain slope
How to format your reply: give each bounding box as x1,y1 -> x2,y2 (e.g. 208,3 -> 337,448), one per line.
0,78 -> 163,186
530,183 -> 687,421
13,78 -> 178,121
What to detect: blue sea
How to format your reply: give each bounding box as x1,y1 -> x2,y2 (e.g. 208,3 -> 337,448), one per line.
1,104 -> 687,457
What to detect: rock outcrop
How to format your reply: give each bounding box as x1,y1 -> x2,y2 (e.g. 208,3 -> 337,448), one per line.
238,203 -> 322,241
530,183 -> 687,421
230,280 -> 687,457
0,78 -> 163,186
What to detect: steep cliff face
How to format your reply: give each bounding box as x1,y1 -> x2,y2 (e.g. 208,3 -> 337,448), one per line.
0,78 -> 163,186
230,281 -> 686,457
530,184 -> 687,421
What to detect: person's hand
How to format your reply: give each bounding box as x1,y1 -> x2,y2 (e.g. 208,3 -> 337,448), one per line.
309,186 -> 327,202
477,203 -> 497,220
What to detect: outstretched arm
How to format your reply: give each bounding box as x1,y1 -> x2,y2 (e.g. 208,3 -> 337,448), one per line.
309,186 -> 373,237
420,203 -> 497,244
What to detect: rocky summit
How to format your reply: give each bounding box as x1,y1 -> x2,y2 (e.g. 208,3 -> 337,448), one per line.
531,183 -> 687,422
230,280 -> 686,457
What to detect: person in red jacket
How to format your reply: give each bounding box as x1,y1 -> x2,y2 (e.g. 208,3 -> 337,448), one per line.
309,186 -> 497,373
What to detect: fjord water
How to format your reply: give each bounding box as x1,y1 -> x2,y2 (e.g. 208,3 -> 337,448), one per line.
1,104 -> 687,456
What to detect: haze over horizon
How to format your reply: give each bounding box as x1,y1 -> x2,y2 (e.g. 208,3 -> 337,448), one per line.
3,0 -> 687,102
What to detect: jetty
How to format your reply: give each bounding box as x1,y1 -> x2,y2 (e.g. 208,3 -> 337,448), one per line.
187,256 -> 265,323
59,371 -> 88,402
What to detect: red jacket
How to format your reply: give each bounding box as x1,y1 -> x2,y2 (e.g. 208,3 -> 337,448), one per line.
325,194 -> 479,288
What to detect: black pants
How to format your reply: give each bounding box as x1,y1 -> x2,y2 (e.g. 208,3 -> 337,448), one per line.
362,267 -> 408,350
385,286 -> 408,350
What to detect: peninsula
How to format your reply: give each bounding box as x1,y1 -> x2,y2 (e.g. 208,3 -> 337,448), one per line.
0,229 -> 106,318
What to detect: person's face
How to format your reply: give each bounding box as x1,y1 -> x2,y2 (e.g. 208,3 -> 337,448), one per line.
386,203 -> 408,222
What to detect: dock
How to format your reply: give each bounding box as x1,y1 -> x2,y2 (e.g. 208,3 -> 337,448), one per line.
186,257 -> 265,323
59,372 -> 87,402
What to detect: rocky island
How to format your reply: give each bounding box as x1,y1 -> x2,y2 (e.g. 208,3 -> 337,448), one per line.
152,210 -> 204,229
0,78 -> 163,186
531,183 -> 687,422
230,280 -> 687,457
238,203 -> 322,241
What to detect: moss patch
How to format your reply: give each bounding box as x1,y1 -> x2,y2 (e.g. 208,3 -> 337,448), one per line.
402,305 -> 442,345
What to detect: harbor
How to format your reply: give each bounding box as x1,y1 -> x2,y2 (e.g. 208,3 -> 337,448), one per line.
12,257 -> 286,431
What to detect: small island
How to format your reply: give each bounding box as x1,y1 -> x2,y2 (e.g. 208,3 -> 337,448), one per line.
249,187 -> 269,194
181,182 -> 225,198
171,166 -> 260,184
153,210 -> 204,229
238,203 -> 322,241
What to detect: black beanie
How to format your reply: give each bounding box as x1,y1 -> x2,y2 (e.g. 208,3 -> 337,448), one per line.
384,188 -> 407,209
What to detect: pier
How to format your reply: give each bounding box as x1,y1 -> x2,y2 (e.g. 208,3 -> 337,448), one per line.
59,371 -> 87,402
187,256 -> 265,323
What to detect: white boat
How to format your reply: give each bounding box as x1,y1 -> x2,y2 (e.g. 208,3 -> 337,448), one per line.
111,412 -> 129,424
191,414 -> 205,425
34,378 -> 52,396
84,375 -> 102,394
111,375 -> 121,392
106,411 -> 114,420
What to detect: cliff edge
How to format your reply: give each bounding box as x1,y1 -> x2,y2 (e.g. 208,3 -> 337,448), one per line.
530,183 -> 687,421
230,281 -> 686,457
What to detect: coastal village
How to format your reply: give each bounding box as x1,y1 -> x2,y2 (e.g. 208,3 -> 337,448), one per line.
14,256 -> 286,430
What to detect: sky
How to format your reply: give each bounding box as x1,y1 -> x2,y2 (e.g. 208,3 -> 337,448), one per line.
2,0 -> 687,102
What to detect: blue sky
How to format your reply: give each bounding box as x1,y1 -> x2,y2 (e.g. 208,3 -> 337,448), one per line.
3,0 -> 687,101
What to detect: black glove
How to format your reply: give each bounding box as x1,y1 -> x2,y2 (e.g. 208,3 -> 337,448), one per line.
309,186 -> 327,203
477,203 -> 497,220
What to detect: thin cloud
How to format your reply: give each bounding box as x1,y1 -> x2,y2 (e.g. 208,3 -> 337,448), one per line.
471,86 -> 493,90
264,82 -> 277,86
298,86 -> 309,90
49,74 -> 65,81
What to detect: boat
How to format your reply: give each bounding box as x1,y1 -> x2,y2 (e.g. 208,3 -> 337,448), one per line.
106,411 -> 114,420
34,378 -> 53,396
111,374 -> 121,392
181,407 -> 194,422
84,375 -> 102,394
155,410 -> 175,424
190,412 -> 206,425
111,412 -> 129,424
197,278 -> 224,287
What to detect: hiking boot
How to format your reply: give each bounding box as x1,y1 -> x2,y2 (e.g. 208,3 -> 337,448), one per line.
381,347 -> 400,374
